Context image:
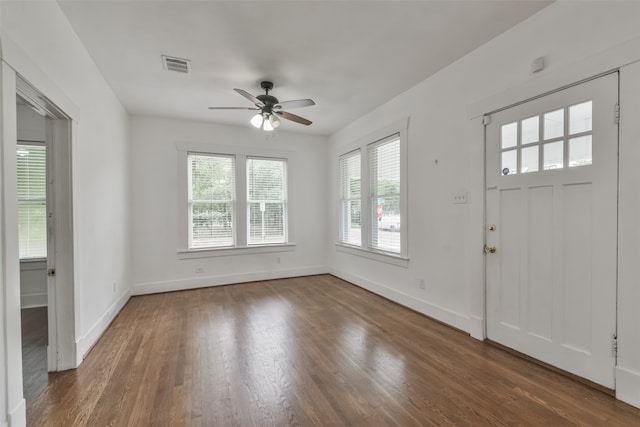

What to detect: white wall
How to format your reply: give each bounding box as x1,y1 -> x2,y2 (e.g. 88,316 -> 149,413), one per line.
130,116 -> 327,294
0,1 -> 131,425
327,1 -> 640,408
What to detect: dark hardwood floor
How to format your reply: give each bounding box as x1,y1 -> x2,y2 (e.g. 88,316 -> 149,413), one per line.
21,306 -> 48,404
26,275 -> 640,426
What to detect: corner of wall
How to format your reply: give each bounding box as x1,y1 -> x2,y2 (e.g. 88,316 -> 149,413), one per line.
616,366 -> 640,408
76,288 -> 131,362
7,399 -> 25,427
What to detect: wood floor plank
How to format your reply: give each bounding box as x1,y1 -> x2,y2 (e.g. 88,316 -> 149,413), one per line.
24,275 -> 640,426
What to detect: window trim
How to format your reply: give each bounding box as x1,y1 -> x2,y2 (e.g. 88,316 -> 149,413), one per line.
336,118 -> 409,263
177,142 -> 296,257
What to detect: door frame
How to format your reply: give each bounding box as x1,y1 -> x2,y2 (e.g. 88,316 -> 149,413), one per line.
481,70 -> 620,377
16,76 -> 76,372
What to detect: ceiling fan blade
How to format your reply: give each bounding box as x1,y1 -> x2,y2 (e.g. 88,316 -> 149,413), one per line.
234,88 -> 264,107
274,99 -> 315,110
275,111 -> 312,126
208,106 -> 260,110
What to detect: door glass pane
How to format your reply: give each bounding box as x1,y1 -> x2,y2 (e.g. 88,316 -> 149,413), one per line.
543,141 -> 564,170
501,122 -> 517,149
544,109 -> 564,140
521,146 -> 539,173
569,135 -> 592,167
569,101 -> 592,135
521,116 -> 539,145
501,149 -> 517,175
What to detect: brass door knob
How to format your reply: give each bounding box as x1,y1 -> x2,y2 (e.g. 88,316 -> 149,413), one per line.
484,245 -> 497,254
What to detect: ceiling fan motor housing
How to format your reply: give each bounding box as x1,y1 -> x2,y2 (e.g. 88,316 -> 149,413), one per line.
257,81 -> 278,114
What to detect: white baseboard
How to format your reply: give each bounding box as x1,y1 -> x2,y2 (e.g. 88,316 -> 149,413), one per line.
468,315 -> 485,341
20,292 -> 47,309
7,398 -> 25,427
616,366 -> 640,409
76,288 -> 131,361
329,268 -> 471,333
132,266 -> 328,295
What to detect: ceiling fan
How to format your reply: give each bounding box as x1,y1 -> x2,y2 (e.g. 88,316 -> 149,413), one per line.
209,81 -> 315,131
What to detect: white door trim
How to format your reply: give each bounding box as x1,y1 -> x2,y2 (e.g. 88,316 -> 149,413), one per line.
17,76 -> 77,371
483,73 -> 619,388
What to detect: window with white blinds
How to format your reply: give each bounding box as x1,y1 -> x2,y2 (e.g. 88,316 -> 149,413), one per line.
188,153 -> 235,248
339,149 -> 361,246
369,135 -> 401,253
17,143 -> 47,259
336,121 -> 407,261
183,148 -> 290,252
247,157 -> 287,245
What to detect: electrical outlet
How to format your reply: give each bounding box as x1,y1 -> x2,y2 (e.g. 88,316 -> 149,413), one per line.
276,257 -> 281,264
112,282 -> 116,293
195,267 -> 204,274
419,279 -> 426,290
452,192 -> 468,204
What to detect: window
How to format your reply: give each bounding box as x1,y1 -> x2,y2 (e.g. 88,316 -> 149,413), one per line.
339,149 -> 361,246
247,157 -> 287,245
188,153 -> 235,248
337,119 -> 408,261
370,136 -> 400,252
17,143 -> 47,259
181,145 -> 290,253
499,100 -> 593,176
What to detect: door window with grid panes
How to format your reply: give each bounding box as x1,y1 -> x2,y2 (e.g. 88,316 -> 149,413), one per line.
500,101 -> 592,176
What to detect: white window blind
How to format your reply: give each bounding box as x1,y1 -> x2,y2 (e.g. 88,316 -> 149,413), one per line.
247,157 -> 287,245
369,134 -> 401,253
339,149 -> 361,246
188,153 -> 235,248
17,143 -> 47,259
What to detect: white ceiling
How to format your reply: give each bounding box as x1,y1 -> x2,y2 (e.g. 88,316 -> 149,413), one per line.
58,0 -> 551,136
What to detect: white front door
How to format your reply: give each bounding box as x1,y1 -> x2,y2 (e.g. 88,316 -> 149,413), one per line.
485,73 -> 619,388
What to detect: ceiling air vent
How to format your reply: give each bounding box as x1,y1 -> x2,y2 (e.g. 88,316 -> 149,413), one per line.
162,55 -> 191,73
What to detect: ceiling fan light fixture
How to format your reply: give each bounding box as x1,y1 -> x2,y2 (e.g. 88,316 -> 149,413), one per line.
269,114 -> 281,129
250,113 -> 264,128
263,115 -> 275,131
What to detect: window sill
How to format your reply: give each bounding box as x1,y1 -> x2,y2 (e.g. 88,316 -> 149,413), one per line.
335,243 -> 409,268
20,257 -> 47,263
20,258 -> 47,271
177,243 -> 296,259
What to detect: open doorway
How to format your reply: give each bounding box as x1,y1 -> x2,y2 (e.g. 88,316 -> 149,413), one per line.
17,98 -> 49,402
14,75 -> 76,408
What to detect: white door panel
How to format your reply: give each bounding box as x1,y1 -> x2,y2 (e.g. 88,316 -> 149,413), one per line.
485,73 -> 618,388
